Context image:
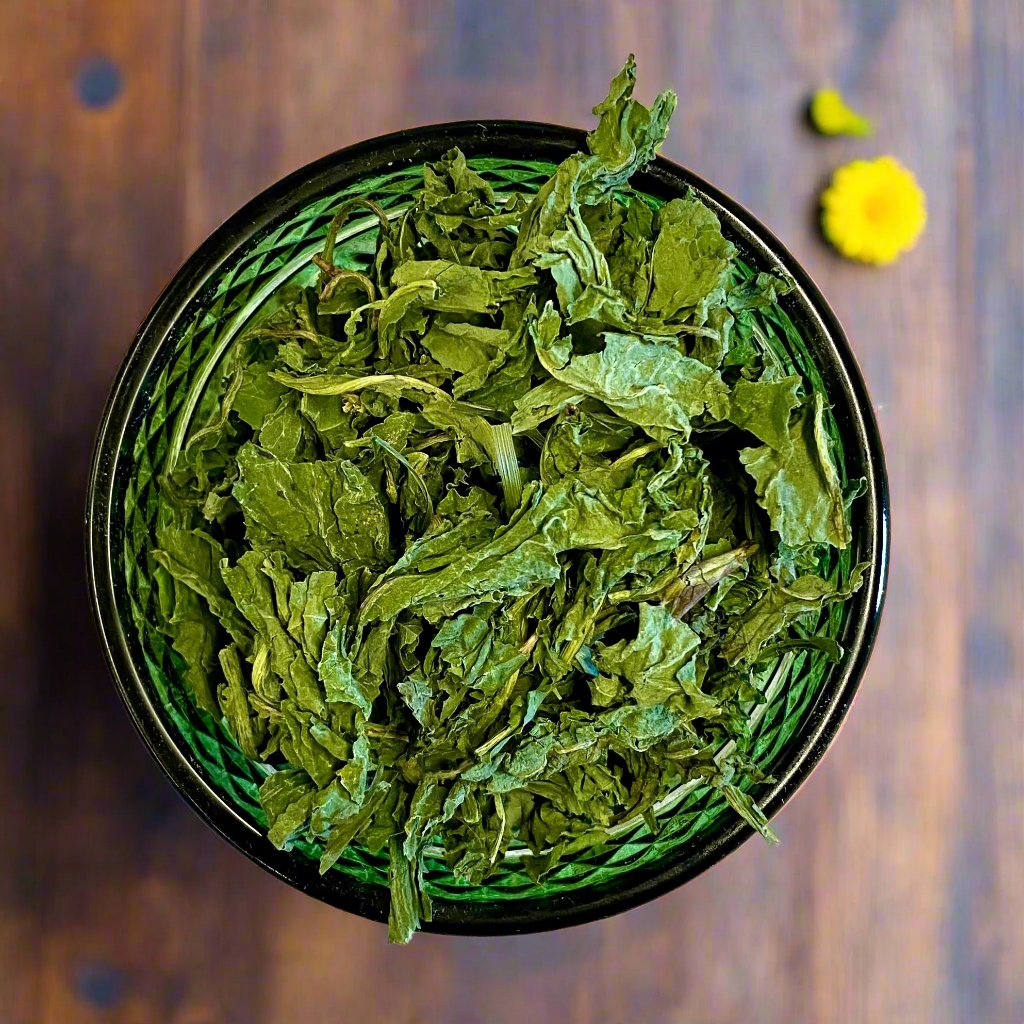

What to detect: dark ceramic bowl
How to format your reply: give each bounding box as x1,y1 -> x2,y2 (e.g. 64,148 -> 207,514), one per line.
86,121 -> 889,935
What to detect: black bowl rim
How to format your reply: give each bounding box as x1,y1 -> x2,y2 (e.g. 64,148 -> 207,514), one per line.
85,119 -> 890,936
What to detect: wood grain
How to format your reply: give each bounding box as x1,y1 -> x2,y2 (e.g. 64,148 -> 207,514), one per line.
0,2 -> 1020,1022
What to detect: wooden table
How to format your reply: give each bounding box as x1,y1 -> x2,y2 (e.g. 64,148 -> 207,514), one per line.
1,3 -> 1020,1022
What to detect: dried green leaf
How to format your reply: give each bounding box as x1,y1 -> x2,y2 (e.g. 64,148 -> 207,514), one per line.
648,195 -> 735,317
233,443 -> 391,571
739,393 -> 851,548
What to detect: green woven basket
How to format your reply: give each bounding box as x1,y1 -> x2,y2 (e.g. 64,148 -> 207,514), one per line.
89,123 -> 886,933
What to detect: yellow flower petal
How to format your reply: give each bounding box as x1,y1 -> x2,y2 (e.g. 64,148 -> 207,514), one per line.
810,88 -> 874,137
821,157 -> 927,265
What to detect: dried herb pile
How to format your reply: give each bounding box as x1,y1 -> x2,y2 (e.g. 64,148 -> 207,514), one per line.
153,57 -> 865,941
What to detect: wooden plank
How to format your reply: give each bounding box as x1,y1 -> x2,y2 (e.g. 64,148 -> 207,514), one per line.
0,4 -> 278,1023
951,2 -> 1024,1021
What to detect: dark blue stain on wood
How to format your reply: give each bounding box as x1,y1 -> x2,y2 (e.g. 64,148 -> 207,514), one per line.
964,614 -> 1015,687
839,0 -> 902,83
76,57 -> 123,109
75,962 -> 127,1009
452,0 -> 540,78
130,773 -> 189,835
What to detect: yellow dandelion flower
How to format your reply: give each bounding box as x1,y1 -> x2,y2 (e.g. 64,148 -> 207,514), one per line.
821,157 -> 927,265
809,88 -> 874,137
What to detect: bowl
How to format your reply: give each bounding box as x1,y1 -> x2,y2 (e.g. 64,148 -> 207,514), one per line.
86,121 -> 889,935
